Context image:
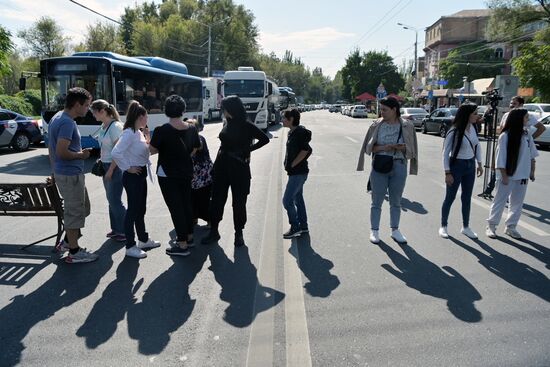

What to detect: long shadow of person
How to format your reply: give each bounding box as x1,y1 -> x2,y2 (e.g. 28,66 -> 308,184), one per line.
522,203 -> 550,226
400,197 -> 428,214
0,241 -> 119,367
497,236 -> 550,270
449,237 -> 550,302
289,234 -> 340,297
378,241 -> 482,323
76,258 -> 141,348
125,245 -> 210,355
208,245 -> 285,328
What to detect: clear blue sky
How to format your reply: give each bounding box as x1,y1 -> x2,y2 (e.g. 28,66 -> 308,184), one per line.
1,0 -> 488,77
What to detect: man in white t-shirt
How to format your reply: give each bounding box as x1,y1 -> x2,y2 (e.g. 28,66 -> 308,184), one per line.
499,96 -> 546,138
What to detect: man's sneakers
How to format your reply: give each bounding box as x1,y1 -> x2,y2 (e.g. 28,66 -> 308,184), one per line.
439,226 -> 449,239
65,248 -> 99,263
55,239 -> 70,253
166,246 -> 191,257
126,245 -> 147,259
369,230 -> 380,244
461,227 -> 478,239
391,229 -> 407,244
486,225 -> 497,239
138,238 -> 161,250
505,227 -> 523,239
283,227 -> 301,239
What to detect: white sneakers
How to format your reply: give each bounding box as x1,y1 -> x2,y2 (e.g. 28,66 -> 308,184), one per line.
126,238 -> 161,259
369,230 -> 380,244
138,238 -> 161,250
486,225 -> 497,239
391,230 -> 407,244
505,227 -> 522,239
461,227 -> 478,239
126,245 -> 147,258
439,226 -> 478,239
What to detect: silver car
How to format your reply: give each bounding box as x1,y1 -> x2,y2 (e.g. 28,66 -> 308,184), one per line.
530,115 -> 550,149
351,105 -> 367,118
400,108 -> 428,128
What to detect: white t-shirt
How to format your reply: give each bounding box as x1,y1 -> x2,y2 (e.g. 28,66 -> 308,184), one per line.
99,121 -> 124,163
442,125 -> 483,171
495,131 -> 539,180
499,111 -> 538,129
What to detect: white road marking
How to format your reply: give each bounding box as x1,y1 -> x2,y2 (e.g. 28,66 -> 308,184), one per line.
281,134 -> 313,367
431,179 -> 550,236
345,136 -> 358,143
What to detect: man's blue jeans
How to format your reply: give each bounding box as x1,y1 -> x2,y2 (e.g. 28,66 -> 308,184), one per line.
283,174 -> 308,230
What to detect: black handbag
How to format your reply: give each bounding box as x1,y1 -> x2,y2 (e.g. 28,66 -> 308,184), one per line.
372,122 -> 403,174
91,121 -> 114,177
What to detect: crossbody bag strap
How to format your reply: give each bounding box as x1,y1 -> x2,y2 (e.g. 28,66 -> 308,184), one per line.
463,133 -> 477,157
394,122 -> 403,158
97,121 -> 114,148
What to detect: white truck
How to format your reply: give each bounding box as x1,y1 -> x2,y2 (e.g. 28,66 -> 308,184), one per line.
202,77 -> 223,121
223,67 -> 276,129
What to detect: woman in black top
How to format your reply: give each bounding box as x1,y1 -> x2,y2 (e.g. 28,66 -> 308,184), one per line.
201,95 -> 270,247
150,95 -> 201,257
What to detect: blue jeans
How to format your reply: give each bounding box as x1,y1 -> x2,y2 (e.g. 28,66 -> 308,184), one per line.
441,158 -> 475,227
370,160 -> 407,230
102,162 -> 126,235
283,174 -> 308,229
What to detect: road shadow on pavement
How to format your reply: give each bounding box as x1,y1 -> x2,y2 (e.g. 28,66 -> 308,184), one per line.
208,244 -> 285,328
0,241 -> 118,367
400,197 -> 428,214
450,237 -> 550,302
0,244 -> 54,288
124,245 -> 210,355
522,203 -> 550,226
378,240 -> 482,323
289,234 -> 340,297
497,236 -> 550,270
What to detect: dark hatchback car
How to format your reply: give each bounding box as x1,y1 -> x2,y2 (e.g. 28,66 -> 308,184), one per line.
0,108 -> 43,151
421,107 -> 458,137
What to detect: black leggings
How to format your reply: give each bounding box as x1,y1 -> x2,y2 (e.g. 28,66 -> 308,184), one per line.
158,176 -> 193,242
209,157 -> 251,232
122,169 -> 148,248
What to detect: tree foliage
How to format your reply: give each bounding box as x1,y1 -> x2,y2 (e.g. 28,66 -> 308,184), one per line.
487,0 -> 550,41
75,22 -> 125,54
439,44 -> 505,88
0,26 -> 14,77
512,31 -> 550,100
341,50 -> 404,101
17,16 -> 68,58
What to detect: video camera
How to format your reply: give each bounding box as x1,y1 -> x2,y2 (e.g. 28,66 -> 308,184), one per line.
482,88 -> 503,104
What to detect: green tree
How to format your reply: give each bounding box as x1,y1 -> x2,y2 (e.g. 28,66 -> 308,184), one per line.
120,6 -> 140,55
512,31 -> 550,100
0,26 -> 14,78
17,16 -> 68,58
439,44 -> 505,88
341,49 -> 363,101
487,0 -> 550,41
1,53 -> 40,95
75,22 -> 125,53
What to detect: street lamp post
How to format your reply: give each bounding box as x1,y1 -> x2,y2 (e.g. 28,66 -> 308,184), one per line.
398,23 -> 419,106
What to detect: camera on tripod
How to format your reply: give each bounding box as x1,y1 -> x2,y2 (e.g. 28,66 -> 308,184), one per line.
482,88 -> 503,105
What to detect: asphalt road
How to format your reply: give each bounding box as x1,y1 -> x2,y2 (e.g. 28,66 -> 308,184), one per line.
0,110 -> 549,367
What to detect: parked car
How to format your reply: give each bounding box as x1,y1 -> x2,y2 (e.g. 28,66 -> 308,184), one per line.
421,107 -> 458,137
530,115 -> 550,149
400,108 -> 429,128
0,108 -> 43,151
524,103 -> 550,120
351,105 -> 367,118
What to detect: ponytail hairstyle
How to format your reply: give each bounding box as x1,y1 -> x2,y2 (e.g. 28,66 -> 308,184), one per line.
283,108 -> 301,126
501,108 -> 528,177
124,100 -> 147,131
450,103 -> 477,164
91,99 -> 121,121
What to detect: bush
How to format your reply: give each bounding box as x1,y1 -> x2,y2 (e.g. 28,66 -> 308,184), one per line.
15,89 -> 41,115
0,94 -> 34,116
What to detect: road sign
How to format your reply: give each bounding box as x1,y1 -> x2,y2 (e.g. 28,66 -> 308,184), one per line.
211,70 -> 225,77
438,80 -> 448,86
377,83 -> 386,94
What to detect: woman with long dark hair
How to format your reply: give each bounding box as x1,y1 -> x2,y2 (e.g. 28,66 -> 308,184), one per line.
201,95 -> 269,247
149,95 -> 201,257
439,103 -> 483,239
357,96 -> 419,245
486,109 -> 538,239
112,101 -> 160,258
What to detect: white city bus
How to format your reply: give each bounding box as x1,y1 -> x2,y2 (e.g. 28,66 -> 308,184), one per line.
39,52 -> 203,149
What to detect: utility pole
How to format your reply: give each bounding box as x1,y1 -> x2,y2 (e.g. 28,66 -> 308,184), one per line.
398,23 -> 419,106
207,25 -> 211,77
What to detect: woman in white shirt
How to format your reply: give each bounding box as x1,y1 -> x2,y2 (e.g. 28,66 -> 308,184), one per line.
487,108 -> 538,239
91,99 -> 126,242
440,103 -> 484,239
112,101 -> 160,258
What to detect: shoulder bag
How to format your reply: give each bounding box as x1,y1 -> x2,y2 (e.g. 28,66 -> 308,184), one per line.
91,121 -> 114,177
372,122 -> 403,174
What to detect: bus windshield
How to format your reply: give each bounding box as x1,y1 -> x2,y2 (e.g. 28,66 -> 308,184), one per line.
224,79 -> 265,98
42,59 -> 112,112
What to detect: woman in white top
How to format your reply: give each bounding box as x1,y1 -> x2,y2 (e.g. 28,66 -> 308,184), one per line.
112,101 -> 160,259
91,99 -> 126,242
487,108 -> 538,239
440,103 -> 483,239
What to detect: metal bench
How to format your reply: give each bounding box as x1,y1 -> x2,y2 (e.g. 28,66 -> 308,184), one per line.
0,182 -> 64,250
